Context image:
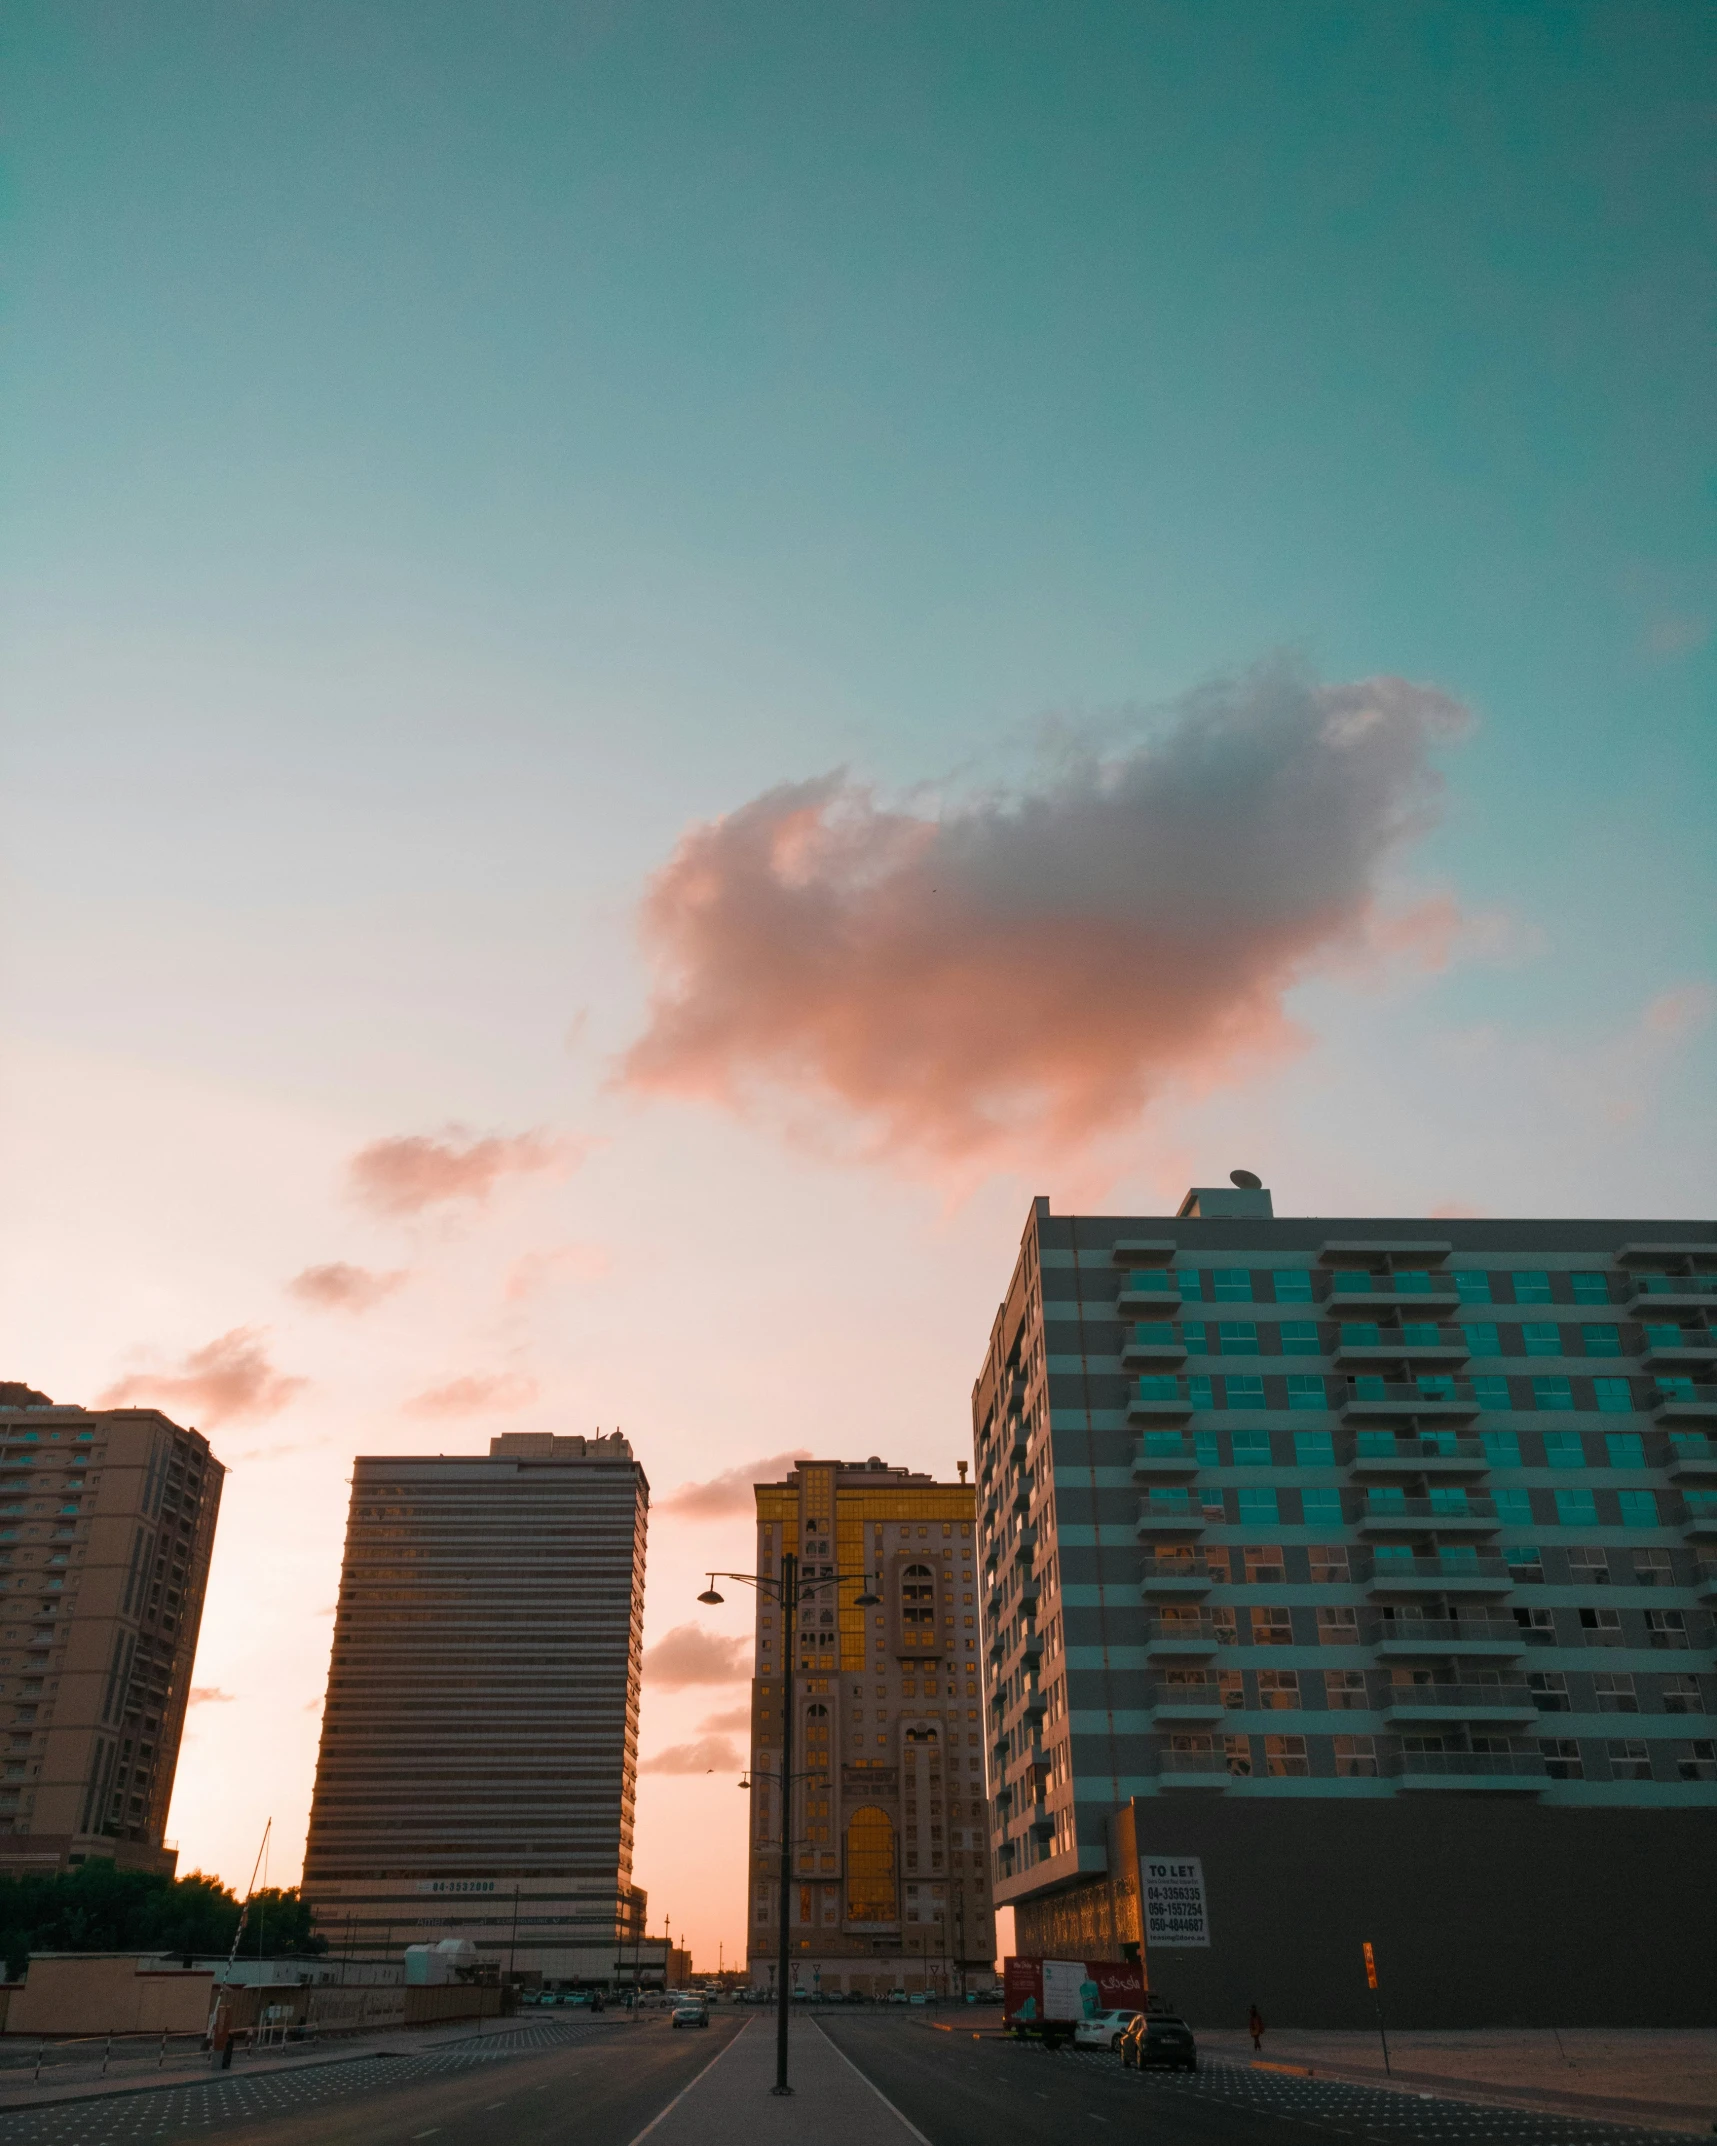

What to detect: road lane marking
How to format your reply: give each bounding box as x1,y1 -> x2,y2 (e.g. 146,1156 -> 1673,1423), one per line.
813,2021 -> 935,2146
623,2017 -> 750,2146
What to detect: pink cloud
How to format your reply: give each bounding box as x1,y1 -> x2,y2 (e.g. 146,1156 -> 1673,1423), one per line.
402,1373 -> 540,1418
98,1329 -> 308,1429
620,666 -> 1471,1166
287,1261 -> 410,1313
503,1244 -> 610,1301
658,1450 -> 813,1518
641,1623 -> 750,1688
188,1687 -> 234,1706
639,1735 -> 743,1775
698,1704 -> 753,1733
347,1126 -> 575,1216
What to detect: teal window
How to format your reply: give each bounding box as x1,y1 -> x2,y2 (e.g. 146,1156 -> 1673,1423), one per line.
1231,1430 -> 1271,1462
1188,1377 -> 1214,1410
1617,1490 -> 1659,1527
1533,1379 -> 1575,1412
1571,1274 -> 1611,1305
1400,1323 -> 1442,1346
1183,1324 -> 1209,1353
1136,1376 -> 1180,1400
1217,1322 -> 1259,1354
1224,1377 -> 1266,1409
1373,1543 -> 1415,1563
1463,1324 -> 1500,1355
1176,1270 -> 1204,1301
1581,1326 -> 1622,1356
1140,1430 -> 1186,1456
1416,1376 -> 1456,1399
1132,1322 -> 1178,1346
1278,1322 -> 1320,1355
1481,1430 -> 1521,1466
1603,1433 -> 1644,1467
1505,1545 -> 1543,1577
1543,1430 -> 1585,1467
1150,1487 -> 1197,1512
1494,1488 -> 1534,1524
1351,1376 -> 1387,1400
1655,1377 -> 1694,1399
1286,1376 -> 1326,1411
1300,1487 -> 1343,1525
1427,1487 -> 1471,1514
1341,1324 -> 1381,1348
1126,1271 -> 1174,1297
1453,1272 -> 1493,1302
1670,1432 -> 1716,1459
1237,1487 -> 1279,1523
1355,1431 -> 1396,1456
1513,1273 -> 1552,1303
1636,1275 -> 1676,1295
1213,1269 -> 1254,1302
1293,1430 -> 1334,1466
1392,1271 -> 1434,1296
1522,1324 -> 1563,1356
1642,1323 -> 1684,1348
1335,1272 -> 1372,1295
1273,1272 -> 1314,1302
1366,1487 -> 1406,1513
1193,1431 -> 1220,1464
1473,1378 -> 1513,1411
1553,1488 -> 1598,1526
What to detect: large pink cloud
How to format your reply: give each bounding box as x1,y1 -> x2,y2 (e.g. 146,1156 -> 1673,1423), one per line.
641,1623 -> 750,1688
98,1329 -> 308,1429
658,1450 -> 814,1518
621,666 -> 1470,1162
346,1127 -> 572,1216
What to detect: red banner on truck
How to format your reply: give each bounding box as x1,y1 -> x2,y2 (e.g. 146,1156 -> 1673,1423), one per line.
1003,1956 -> 1146,2029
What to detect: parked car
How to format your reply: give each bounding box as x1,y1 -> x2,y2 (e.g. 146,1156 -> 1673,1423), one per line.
671,2000 -> 710,2029
1073,2009 -> 1136,2052
1118,2013 -> 1198,2072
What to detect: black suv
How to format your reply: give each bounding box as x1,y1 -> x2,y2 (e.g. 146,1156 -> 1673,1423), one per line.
1118,2012 -> 1198,2072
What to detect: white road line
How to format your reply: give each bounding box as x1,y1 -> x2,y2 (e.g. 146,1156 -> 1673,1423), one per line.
622,2017 -> 750,2146
812,2020 -> 935,2146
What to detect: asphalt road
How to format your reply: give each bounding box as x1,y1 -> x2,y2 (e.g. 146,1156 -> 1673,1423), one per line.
815,2014 -> 1701,2146
0,2014 -> 743,2146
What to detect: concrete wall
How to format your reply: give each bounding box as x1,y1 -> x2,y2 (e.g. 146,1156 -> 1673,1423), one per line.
1125,1797 -> 1717,2029
7,1956 -> 214,2036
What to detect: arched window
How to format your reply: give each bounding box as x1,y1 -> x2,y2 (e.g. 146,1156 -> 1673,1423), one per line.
846,1805 -> 897,1923
901,1562 -> 935,1639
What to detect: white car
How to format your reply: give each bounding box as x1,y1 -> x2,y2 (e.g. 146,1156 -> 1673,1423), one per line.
1073,2009 -> 1135,2051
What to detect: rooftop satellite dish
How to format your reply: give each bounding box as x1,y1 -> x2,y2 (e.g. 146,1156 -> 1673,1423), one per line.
1230,1169 -> 1263,1190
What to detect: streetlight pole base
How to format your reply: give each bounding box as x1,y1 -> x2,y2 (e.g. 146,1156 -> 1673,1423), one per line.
770,2084 -> 795,2096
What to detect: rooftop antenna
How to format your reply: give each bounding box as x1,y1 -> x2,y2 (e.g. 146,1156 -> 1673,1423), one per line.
1230,1169 -> 1262,1190
957,1461 -> 968,1483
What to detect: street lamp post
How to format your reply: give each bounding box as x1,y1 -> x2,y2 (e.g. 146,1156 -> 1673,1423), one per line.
700,1551 -> 879,2095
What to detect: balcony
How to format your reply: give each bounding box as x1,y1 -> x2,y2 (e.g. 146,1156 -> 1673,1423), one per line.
1358,1496 -> 1501,1540
1138,1556 -> 1218,1599
1667,1437 -> 1717,1484
1135,1495 -> 1208,1539
1128,1379 -> 1198,1424
1643,1334 -> 1717,1372
1111,1239 -> 1177,1267
1364,1555 -> 1513,1599
1143,1613 -> 1230,1659
1683,1506 -> 1717,1543
1388,1751 -> 1545,1792
1154,1748 -> 1232,1790
1146,1680 -> 1228,1724
1380,1683 -> 1536,1727
1694,1564 -> 1717,1603
1320,1239 -> 1453,1265
1326,1275 -> 1463,1315
1332,1325 -> 1471,1371
1117,1279 -> 1187,1316
1651,1385 -> 1717,1425
1122,1326 -> 1189,1370
1625,1277 -> 1717,1317
1339,1380 -> 1484,1425
1346,1434 -> 1491,1482
1131,1435 -> 1201,1482
1371,1615 -> 1525,1659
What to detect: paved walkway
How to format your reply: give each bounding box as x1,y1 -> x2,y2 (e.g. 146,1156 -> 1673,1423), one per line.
637,2015 -> 924,2146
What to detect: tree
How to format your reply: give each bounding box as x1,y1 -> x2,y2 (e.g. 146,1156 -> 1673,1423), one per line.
0,1865 -> 322,1980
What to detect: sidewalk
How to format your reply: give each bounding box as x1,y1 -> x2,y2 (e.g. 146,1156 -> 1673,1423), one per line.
637,2016 -> 923,2146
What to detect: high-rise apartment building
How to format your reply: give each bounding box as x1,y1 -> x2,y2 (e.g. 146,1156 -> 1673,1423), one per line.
0,1385 -> 223,1875
972,1188 -> 1717,2026
303,1430 -> 650,1983
745,1458 -> 994,1996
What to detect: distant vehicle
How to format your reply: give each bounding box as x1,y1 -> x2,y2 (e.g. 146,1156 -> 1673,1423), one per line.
671,2001 -> 710,2030
886,1989 -> 909,2005
1073,2009 -> 1135,2052
1118,2013 -> 1197,2072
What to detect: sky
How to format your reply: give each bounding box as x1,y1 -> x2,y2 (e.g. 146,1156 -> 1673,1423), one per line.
1,1 -> 1712,1973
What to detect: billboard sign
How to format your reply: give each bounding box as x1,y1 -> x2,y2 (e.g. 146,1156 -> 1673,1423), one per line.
1141,1855 -> 1210,1949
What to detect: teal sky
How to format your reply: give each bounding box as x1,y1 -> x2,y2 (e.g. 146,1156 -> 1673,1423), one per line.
2,1 -> 1712,1949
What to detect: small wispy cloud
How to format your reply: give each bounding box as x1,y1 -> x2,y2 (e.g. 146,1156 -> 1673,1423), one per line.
503,1244 -> 610,1301
98,1329 -> 307,1429
347,1126 -> 579,1216
288,1262 -> 411,1313
641,1623 -> 750,1688
188,1687 -> 234,1706
639,1735 -> 743,1775
402,1373 -> 540,1419
658,1451 -> 813,1518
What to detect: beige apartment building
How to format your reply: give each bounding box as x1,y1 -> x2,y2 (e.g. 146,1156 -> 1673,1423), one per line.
746,1458 -> 994,1996
303,1431 -> 654,1984
0,1384 -> 224,1875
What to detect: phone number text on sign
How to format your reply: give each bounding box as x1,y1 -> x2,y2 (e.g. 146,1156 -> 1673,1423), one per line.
1143,1855 -> 1210,1949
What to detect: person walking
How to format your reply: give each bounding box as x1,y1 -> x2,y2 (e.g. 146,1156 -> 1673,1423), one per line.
1249,2004 -> 1265,2053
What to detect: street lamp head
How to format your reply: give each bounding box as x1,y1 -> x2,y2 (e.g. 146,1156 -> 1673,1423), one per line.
697,1577 -> 725,1604
855,1587 -> 880,1606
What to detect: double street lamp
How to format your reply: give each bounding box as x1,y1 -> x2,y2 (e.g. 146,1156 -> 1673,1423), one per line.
699,1549 -> 879,2095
